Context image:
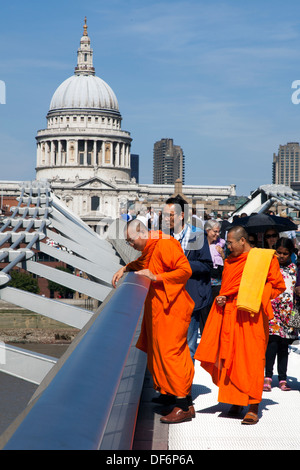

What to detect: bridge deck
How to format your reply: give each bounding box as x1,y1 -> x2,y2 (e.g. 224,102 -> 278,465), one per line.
134,342 -> 300,451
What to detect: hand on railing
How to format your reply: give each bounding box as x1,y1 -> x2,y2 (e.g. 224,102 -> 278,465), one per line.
135,269 -> 157,282
112,266 -> 158,288
112,266 -> 126,288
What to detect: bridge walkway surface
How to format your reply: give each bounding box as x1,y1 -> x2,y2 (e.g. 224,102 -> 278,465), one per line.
133,342 -> 300,451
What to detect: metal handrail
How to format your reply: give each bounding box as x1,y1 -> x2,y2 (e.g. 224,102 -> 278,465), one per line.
0,272 -> 150,450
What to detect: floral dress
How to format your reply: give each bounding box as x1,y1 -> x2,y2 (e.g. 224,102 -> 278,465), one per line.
270,262 -> 298,340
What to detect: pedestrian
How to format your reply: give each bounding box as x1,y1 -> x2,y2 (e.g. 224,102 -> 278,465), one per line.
248,233 -> 258,248
204,219 -> 225,300
162,195 -> 213,361
120,208 -> 129,221
263,228 -> 279,249
112,219 -> 196,424
284,216 -> 299,261
194,226 -> 285,425
136,208 -> 148,227
191,207 -> 203,229
264,237 -> 298,392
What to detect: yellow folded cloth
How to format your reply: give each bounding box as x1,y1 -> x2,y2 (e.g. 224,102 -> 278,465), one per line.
236,248 -> 275,316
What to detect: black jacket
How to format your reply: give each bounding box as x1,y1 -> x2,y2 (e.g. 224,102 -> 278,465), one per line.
183,229 -> 213,311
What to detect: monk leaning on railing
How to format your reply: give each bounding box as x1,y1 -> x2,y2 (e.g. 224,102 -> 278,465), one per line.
112,219 -> 196,424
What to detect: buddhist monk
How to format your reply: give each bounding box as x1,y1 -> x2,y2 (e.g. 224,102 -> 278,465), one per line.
194,226 -> 285,424
112,219 -> 195,424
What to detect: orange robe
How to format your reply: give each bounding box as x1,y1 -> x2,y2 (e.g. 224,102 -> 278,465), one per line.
194,250 -> 285,406
126,231 -> 195,397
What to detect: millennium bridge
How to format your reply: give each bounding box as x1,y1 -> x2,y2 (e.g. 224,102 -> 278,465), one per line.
0,181 -> 298,451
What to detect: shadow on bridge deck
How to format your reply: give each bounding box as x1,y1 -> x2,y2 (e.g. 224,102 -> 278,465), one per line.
133,343 -> 300,451
133,370 -> 168,450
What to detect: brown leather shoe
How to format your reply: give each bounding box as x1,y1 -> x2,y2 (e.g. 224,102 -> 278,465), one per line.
189,405 -> 196,418
160,406 -> 194,424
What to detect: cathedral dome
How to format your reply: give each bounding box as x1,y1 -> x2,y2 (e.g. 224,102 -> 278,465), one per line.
49,74 -> 119,112
36,18 -> 132,189
48,17 -> 119,114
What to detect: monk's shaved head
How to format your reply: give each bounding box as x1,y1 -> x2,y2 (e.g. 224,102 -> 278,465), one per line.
227,225 -> 251,256
228,225 -> 249,242
124,218 -> 149,251
126,218 -> 148,235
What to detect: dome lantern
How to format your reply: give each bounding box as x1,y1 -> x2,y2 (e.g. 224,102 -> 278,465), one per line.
75,17 -> 95,76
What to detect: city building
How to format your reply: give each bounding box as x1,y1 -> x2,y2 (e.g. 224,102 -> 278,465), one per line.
153,138 -> 185,185
272,142 -> 300,187
130,154 -> 139,183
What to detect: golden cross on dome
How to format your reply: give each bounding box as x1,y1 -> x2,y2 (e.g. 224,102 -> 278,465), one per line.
83,16 -> 88,36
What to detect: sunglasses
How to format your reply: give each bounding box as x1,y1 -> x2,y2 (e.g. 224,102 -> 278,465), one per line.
265,233 -> 278,239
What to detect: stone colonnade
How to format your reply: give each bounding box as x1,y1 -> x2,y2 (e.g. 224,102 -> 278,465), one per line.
37,138 -> 130,168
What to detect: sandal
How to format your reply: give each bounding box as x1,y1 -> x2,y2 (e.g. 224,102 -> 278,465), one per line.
279,380 -> 291,391
241,411 -> 259,425
263,377 -> 272,391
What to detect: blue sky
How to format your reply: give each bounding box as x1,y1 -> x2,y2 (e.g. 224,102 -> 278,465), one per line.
1,0 -> 300,196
